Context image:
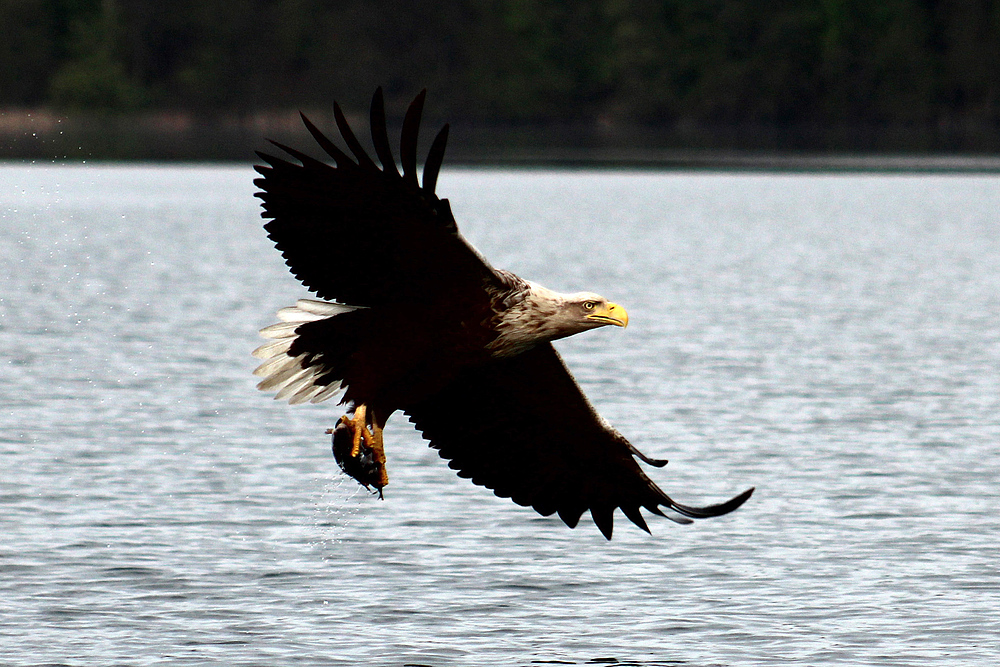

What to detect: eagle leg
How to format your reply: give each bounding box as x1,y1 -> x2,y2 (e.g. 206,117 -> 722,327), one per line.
345,403 -> 370,458
329,404 -> 389,497
369,415 -> 388,489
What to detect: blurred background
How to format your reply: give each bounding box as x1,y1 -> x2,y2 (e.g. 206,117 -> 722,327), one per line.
2,0 -> 999,161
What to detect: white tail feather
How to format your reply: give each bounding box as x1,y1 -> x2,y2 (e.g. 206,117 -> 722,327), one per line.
253,299 -> 356,405
310,381 -> 343,403
259,321 -> 300,339
273,368 -> 318,400
252,338 -> 293,360
296,299 -> 355,316
253,352 -> 303,379
276,306 -> 321,323
255,354 -> 309,390
288,382 -> 326,405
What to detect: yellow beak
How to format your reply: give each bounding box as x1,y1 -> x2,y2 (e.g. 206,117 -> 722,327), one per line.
587,301 -> 628,328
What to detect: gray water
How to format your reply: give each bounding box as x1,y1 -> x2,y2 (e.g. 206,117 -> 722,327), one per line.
2,164 -> 999,666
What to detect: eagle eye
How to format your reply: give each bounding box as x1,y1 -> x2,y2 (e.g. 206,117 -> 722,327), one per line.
583,301 -> 597,310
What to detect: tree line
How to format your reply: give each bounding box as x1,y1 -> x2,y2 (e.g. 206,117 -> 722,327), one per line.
2,0 -> 999,152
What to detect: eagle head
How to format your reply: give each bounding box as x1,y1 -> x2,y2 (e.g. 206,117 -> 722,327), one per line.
490,282 -> 629,356
574,292 -> 629,330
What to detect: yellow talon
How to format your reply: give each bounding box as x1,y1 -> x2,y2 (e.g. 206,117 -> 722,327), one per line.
332,403 -> 388,493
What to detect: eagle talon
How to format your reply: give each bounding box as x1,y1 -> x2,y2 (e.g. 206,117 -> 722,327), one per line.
340,404 -> 373,458
331,404 -> 389,494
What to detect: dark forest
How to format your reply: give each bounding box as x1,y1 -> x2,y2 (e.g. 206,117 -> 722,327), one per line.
3,0 -> 999,158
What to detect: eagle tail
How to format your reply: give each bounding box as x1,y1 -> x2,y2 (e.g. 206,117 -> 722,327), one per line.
252,299 -> 358,405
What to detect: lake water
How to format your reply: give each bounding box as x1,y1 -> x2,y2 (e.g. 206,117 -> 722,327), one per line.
2,163 -> 999,666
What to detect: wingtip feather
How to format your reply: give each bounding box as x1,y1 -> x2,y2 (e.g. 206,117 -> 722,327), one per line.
400,89 -> 426,188
668,487 -> 755,519
422,123 -> 449,194
557,505 -> 585,529
590,506 -> 615,540
300,111 -> 354,167
620,505 -> 651,534
334,101 -> 377,170
370,87 -> 398,175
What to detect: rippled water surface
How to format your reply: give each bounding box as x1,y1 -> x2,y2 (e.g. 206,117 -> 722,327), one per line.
2,164 -> 999,666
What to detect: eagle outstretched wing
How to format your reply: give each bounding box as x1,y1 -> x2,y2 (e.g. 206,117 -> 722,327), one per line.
406,343 -> 753,539
254,88 -> 501,307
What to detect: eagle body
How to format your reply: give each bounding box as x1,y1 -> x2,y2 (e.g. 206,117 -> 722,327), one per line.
253,89 -> 753,539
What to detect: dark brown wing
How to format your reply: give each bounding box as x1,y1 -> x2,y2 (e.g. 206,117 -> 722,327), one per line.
405,343 -> 754,539
254,88 -> 501,306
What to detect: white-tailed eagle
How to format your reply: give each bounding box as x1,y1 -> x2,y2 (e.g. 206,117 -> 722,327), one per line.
252,89 -> 753,539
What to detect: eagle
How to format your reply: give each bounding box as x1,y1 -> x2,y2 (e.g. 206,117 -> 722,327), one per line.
252,88 -> 753,539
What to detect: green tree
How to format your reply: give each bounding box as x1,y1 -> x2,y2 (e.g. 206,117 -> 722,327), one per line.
48,0 -> 144,110
817,0 -> 935,125
0,0 -> 59,105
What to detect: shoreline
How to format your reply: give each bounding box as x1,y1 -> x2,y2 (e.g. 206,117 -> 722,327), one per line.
3,108 -> 1000,172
